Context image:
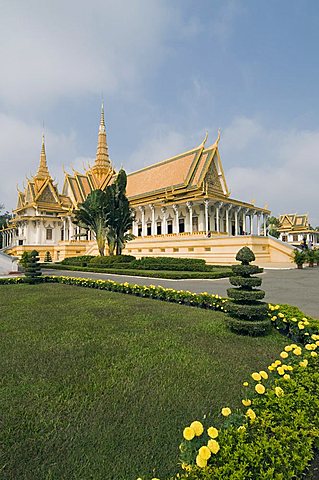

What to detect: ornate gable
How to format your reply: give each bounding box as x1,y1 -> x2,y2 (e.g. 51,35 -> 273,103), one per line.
36,183 -> 59,204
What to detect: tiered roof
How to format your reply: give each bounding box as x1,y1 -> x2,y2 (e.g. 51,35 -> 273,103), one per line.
279,214 -> 313,232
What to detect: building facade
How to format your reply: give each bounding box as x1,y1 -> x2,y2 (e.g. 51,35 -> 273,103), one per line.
1,104 -> 296,266
278,214 -> 319,247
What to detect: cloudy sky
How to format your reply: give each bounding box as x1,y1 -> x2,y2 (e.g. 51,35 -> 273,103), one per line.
1,0 -> 319,225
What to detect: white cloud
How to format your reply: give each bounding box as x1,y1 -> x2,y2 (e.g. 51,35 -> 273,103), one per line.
0,114 -> 77,210
222,117 -> 319,226
0,0 -> 177,108
126,127 -> 192,172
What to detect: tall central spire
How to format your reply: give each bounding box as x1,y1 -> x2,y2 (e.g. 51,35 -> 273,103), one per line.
36,134 -> 51,179
94,101 -> 111,171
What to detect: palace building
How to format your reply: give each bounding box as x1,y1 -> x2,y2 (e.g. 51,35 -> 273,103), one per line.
1,104 -> 295,266
278,214 -> 319,247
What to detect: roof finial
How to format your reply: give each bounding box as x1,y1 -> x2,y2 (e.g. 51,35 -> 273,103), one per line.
36,132 -> 51,179
99,100 -> 105,133
199,130 -> 208,148
216,128 -> 221,146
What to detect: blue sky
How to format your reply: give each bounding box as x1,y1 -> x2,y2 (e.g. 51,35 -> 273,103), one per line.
1,0 -> 319,225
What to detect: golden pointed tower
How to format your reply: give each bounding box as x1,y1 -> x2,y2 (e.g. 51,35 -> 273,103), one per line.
92,102 -> 111,171
89,102 -> 114,187
36,134 -> 51,179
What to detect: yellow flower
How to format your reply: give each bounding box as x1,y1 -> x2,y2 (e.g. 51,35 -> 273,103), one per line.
207,427 -> 219,439
284,345 -> 293,352
275,386 -> 284,397
268,365 -> 274,371
287,365 -> 293,371
277,366 -> 285,375
183,427 -> 195,441
246,408 -> 256,422
259,370 -> 268,380
190,421 -> 204,436
311,351 -> 318,357
221,407 -> 231,417
271,316 -> 277,321
299,359 -> 308,367
280,351 -> 289,359
198,446 -> 211,461
293,348 -> 302,356
207,439 -> 220,454
255,383 -> 265,394
316,341 -> 319,346
283,374 -> 290,380
251,372 -> 261,381
274,360 -> 282,366
274,304 -> 280,309
243,381 -> 249,387
278,313 -> 285,318
196,454 -> 207,468
237,425 -> 246,433
298,322 -> 305,330
242,399 -> 252,407
290,344 -> 297,349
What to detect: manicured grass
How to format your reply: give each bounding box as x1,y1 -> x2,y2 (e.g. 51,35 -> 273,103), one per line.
42,263 -> 233,279
0,284 -> 287,480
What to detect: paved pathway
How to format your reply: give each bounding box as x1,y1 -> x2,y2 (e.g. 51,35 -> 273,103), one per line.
42,268 -> 319,319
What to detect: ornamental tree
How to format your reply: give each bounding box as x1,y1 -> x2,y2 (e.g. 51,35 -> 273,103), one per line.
104,169 -> 135,255
226,246 -> 271,336
74,189 -> 109,256
24,250 -> 42,284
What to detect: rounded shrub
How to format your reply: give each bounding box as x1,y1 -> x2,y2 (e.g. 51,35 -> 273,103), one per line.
226,246 -> 271,336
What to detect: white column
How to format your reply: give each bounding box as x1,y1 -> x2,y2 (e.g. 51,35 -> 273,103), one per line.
36,220 -> 41,244
250,213 -> 254,235
139,206 -> 146,236
263,213 -> 268,236
187,202 -> 193,233
204,200 -> 209,234
234,209 -> 238,236
161,207 -> 167,235
257,213 -> 261,236
215,205 -> 220,233
199,204 -> 205,232
225,205 -> 232,235
173,204 -> 179,234
63,219 -> 66,241
150,204 -> 156,235
242,210 -> 246,234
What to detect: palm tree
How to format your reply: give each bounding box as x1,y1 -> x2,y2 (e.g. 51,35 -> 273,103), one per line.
73,189 -> 109,256
105,169 -> 135,255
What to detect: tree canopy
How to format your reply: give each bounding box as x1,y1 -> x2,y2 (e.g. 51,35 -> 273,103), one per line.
73,169 -> 134,256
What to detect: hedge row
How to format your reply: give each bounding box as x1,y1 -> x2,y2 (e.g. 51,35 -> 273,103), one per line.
59,255 -> 230,272
0,275 -> 228,310
41,264 -> 232,280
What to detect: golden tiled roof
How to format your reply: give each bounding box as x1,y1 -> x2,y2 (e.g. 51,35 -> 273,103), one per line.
279,213 -> 310,231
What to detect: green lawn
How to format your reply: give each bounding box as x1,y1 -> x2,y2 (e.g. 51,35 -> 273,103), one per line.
0,284 -> 287,480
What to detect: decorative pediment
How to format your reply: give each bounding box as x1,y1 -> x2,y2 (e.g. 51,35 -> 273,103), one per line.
35,180 -> 60,205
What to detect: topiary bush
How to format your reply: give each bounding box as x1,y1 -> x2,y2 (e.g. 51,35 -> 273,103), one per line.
44,251 -> 52,263
19,251 -> 32,270
24,250 -> 42,284
226,247 -> 271,336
